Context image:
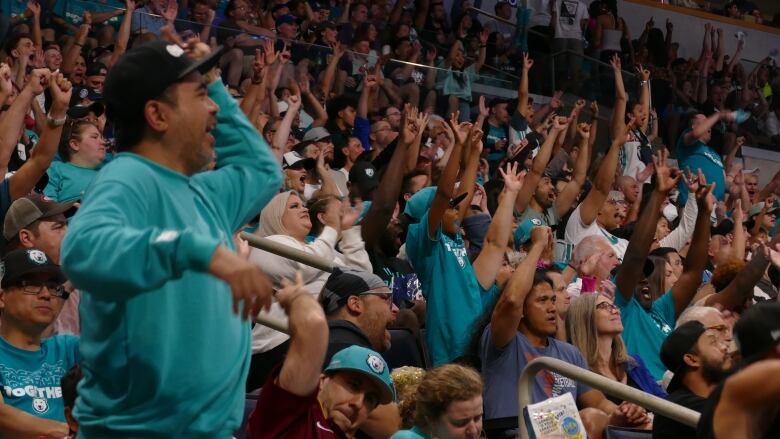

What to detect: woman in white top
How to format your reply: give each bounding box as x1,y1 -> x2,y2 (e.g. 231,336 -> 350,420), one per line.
246,191 -> 371,390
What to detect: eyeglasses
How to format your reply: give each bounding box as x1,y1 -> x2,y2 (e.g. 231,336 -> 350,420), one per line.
705,324 -> 730,337
596,301 -> 619,313
360,290 -> 393,307
12,281 -> 69,299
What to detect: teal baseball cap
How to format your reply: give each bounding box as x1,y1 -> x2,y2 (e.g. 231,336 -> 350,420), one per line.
324,346 -> 396,404
403,186 -> 469,222
514,217 -> 544,249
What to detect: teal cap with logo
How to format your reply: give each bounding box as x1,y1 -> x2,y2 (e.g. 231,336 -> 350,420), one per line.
514,217 -> 544,249
324,345 -> 396,404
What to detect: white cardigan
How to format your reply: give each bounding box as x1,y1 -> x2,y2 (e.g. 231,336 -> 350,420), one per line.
659,194 -> 698,251
249,225 -> 372,354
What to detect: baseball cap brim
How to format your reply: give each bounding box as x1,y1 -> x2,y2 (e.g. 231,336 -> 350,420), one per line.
1,264 -> 66,288
285,158 -> 316,170
326,366 -> 395,405
177,45 -> 225,81
448,192 -> 469,208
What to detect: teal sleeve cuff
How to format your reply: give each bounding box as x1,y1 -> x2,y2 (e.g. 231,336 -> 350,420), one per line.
180,230 -> 221,272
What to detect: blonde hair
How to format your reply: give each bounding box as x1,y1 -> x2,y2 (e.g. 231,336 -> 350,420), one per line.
565,294 -> 632,380
413,364 -> 483,431
256,191 -> 295,237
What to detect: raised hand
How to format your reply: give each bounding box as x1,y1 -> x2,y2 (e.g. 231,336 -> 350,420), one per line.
530,225 -> 551,247
693,168 -> 715,212
574,99 -> 586,111
576,122 -> 590,141
26,68 -> 51,95
49,71 -> 73,112
523,52 -> 534,70
666,19 -> 673,32
467,126 -> 484,154
684,168 -> 700,193
400,104 -> 419,144
611,53 -> 621,70
478,95 -> 489,118
82,10 -> 92,26
552,116 -> 569,132
590,100 -> 599,118
652,148 -> 681,194
341,198 -> 363,230
261,38 -> 277,65
0,63 -> 12,96
733,199 -> 744,224
125,0 -> 136,12
209,246 -> 274,320
27,0 -> 41,18
286,93 -> 302,113
276,272 -> 310,313
498,161 -> 525,192
638,64 -> 651,81
364,73 -> 379,89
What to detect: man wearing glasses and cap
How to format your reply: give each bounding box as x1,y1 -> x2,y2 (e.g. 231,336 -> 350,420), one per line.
0,248 -> 75,438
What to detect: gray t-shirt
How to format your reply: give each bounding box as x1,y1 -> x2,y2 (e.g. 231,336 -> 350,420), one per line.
480,325 -> 591,422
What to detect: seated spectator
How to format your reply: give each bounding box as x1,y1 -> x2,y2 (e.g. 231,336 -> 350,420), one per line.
44,120 -> 107,202
249,273 -> 395,438
566,293 -> 667,406
653,320 -> 732,439
0,248 -> 75,438
319,267 -> 397,364
390,364 -> 484,439
695,302 -> 780,439
248,190 -> 370,390
481,226 -> 649,438
3,194 -> 79,335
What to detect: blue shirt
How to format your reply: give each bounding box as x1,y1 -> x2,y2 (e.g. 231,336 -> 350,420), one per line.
390,427 -> 428,438
676,128 -> 725,204
0,335 -> 80,423
406,211 -> 498,365
60,82 -> 282,437
615,289 -> 675,380
480,326 -> 591,422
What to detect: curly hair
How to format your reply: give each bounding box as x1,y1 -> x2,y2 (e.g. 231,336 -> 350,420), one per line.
413,364 -> 482,431
711,259 -> 745,292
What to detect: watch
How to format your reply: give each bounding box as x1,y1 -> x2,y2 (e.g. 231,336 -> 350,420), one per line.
46,114 -> 67,127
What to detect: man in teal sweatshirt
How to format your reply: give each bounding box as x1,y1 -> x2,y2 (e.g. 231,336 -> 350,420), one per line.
60,41 -> 282,437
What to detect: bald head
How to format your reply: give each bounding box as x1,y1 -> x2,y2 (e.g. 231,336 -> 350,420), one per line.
617,176 -> 640,203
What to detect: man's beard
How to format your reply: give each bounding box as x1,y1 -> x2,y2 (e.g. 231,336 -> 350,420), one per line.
700,357 -> 732,384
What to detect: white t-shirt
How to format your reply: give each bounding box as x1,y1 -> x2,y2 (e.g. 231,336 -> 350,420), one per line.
564,204 -> 628,261
528,0 -> 552,28
554,0 -> 588,39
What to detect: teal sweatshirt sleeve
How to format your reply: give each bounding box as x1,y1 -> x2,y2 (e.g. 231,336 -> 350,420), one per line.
192,80 -> 283,231
61,179 -> 221,298
43,162 -> 62,201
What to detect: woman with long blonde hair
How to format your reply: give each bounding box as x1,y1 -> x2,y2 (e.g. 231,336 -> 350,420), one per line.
566,293 -> 666,404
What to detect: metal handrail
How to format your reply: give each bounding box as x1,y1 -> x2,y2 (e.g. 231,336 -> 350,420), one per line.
518,357 -> 700,439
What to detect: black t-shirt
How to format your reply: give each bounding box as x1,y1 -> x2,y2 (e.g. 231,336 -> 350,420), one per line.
696,382 -> 780,439
653,386 -> 707,439
324,320 -> 372,366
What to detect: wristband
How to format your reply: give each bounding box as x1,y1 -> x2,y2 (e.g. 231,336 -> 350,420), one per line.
46,114 -> 67,127
580,276 -> 597,294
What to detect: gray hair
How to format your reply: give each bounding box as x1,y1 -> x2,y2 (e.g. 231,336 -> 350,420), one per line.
571,235 -> 610,266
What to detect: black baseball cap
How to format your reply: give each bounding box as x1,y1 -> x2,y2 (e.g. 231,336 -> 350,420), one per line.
86,62 -> 108,77
734,301 -> 780,364
1,248 -> 66,288
711,219 -> 734,237
103,41 -> 223,124
67,102 -> 105,119
660,321 -> 708,392
349,160 -> 379,196
319,267 -> 388,314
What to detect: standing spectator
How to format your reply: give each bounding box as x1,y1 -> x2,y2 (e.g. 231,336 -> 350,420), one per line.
44,119 -> 107,202
60,42 -> 281,436
249,273 -> 395,439
390,364 -> 484,439
0,248 -> 74,438
551,0 -> 588,91
676,112 -> 735,204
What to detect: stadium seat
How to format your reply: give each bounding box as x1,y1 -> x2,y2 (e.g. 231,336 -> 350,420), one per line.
384,328 -> 431,369
605,426 -> 653,439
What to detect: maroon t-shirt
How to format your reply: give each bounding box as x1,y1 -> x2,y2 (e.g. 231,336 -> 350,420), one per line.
248,368 -> 348,439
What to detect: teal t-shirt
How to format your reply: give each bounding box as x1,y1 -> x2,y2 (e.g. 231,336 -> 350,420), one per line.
390,426 -> 428,439
60,81 -> 283,437
0,0 -> 28,19
615,289 -> 675,380
53,0 -> 125,29
438,64 -> 477,101
44,161 -> 100,202
0,335 -> 80,423
406,211 -> 499,366
676,128 -> 725,204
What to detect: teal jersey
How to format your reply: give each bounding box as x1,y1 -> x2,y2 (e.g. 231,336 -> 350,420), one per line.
390,427 -> 428,439
60,81 -> 282,437
0,0 -> 28,18
53,0 -> 126,29
615,289 -> 675,380
406,211 -> 499,366
0,335 -> 79,424
676,128 -> 725,204
44,161 -> 99,202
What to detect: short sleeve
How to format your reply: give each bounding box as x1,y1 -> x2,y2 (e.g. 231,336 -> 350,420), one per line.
614,287 -> 631,309
652,290 -> 676,326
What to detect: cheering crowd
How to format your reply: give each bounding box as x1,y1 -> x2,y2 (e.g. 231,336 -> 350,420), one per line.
0,0 -> 779,438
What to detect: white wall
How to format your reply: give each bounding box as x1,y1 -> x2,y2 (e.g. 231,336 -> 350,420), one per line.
619,0 -> 780,64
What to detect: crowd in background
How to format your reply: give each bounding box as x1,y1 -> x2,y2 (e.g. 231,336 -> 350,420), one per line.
0,0 -> 779,438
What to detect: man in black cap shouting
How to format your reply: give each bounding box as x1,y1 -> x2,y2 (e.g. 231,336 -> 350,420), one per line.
0,248 -> 75,438
319,267 -> 398,365
652,320 -> 733,439
696,302 -> 780,439
60,40 -> 282,437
